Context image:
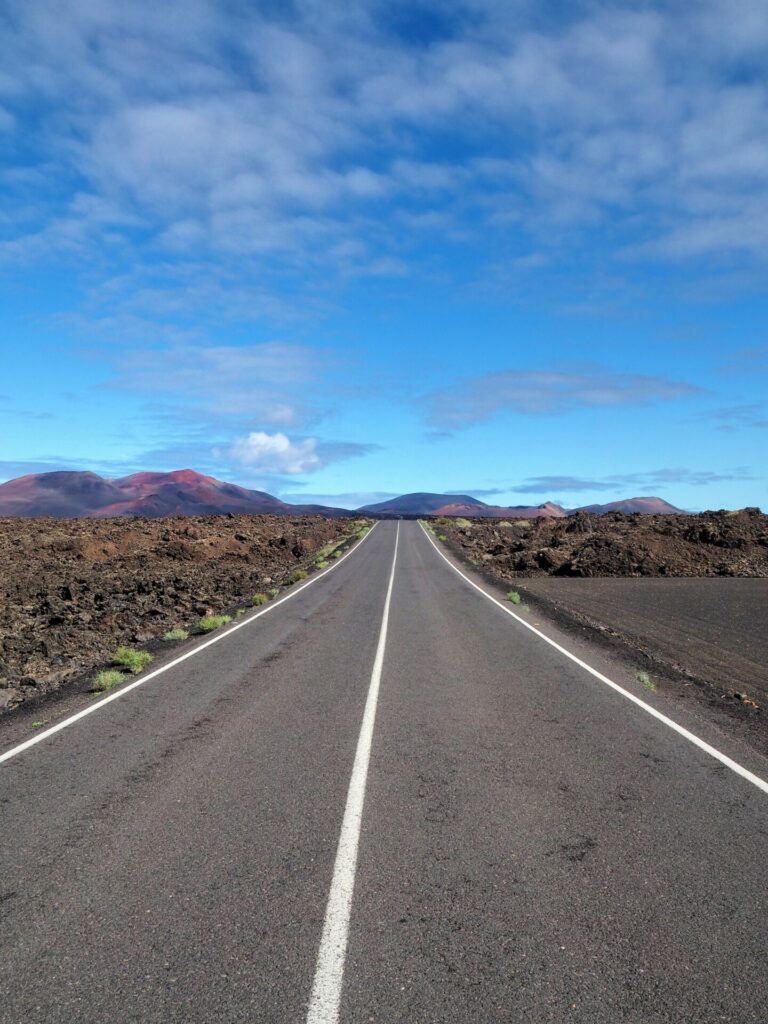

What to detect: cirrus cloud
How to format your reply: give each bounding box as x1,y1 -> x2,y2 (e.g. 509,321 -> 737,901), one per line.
422,365 -> 705,429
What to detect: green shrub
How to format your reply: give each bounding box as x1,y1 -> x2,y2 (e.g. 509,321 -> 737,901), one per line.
637,671 -> 657,691
332,550 -> 343,559
290,569 -> 309,583
269,587 -> 280,598
315,559 -> 330,569
506,591 -> 522,605
94,669 -> 125,692
113,646 -> 153,674
198,614 -> 232,633
252,593 -> 269,606
163,627 -> 189,641
437,533 -> 448,542
235,609 -> 245,618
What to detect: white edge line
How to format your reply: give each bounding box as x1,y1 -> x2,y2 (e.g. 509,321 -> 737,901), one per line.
419,521 -> 768,797
306,522 -> 399,1024
0,522 -> 379,766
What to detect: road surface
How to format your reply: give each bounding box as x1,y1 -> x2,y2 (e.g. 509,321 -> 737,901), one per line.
1,521 -> 767,1022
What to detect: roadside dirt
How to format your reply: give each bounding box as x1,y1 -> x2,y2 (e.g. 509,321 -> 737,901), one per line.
435,510 -> 768,750
0,514 -> 365,713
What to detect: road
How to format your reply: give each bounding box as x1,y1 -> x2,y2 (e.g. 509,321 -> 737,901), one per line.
1,520 -> 767,1023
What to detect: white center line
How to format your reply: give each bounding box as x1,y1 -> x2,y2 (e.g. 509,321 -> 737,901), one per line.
419,521 -> 768,797
306,522 -> 400,1024
0,522 -> 378,766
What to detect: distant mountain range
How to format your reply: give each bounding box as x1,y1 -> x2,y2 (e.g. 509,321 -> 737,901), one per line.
357,492 -> 684,517
0,470 -> 685,518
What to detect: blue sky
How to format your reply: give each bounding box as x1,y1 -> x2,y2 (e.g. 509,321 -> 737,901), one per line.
1,0 -> 766,511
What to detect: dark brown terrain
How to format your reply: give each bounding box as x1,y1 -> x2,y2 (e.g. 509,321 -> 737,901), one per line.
440,508 -> 768,577
0,514 -> 367,712
436,508 -> 768,725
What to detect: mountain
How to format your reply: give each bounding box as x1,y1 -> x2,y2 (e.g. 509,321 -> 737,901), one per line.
358,492 -> 684,517
0,470 -> 351,518
358,492 -> 569,517
572,497 -> 685,515
359,493 -> 488,515
436,501 -> 568,519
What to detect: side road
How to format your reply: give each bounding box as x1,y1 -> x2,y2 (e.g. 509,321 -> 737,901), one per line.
1,520 -> 767,1023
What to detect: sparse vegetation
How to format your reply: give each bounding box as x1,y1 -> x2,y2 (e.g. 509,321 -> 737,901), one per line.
453,518 -> 472,528
332,550 -> 343,559
235,609 -> 245,618
269,587 -> 280,598
93,668 -> 125,692
437,533 -> 448,542
198,614 -> 232,633
289,569 -> 309,583
31,720 -> 48,728
251,592 -> 269,606
506,590 -> 522,605
163,627 -> 189,641
113,645 -> 153,674
637,671 -> 657,691
315,559 -> 330,569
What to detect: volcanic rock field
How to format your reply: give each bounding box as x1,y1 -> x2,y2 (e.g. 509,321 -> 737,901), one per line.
0,514 -> 367,712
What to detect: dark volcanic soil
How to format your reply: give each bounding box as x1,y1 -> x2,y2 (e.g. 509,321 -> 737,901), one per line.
436,509 -> 768,739
440,508 -> 768,578
0,514 -> 365,712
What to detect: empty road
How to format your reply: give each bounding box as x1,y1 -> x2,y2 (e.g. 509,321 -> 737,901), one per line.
1,520 -> 767,1022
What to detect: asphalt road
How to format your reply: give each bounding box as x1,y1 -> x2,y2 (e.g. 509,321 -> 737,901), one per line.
1,520 -> 767,1023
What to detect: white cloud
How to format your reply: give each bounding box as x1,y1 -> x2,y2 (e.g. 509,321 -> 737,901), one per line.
3,0 -> 768,277
230,431 -> 321,474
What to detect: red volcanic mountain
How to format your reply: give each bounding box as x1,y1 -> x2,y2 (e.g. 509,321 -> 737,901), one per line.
433,500 -> 567,519
572,497 -> 684,515
0,470 -> 351,518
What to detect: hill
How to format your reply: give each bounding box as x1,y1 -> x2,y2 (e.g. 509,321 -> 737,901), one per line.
0,470 -> 350,518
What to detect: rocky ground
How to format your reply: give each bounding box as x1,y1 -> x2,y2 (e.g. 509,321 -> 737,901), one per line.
0,514 -> 367,712
438,508 -> 768,578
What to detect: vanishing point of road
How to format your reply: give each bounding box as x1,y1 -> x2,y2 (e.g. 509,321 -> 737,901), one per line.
1,521 -> 767,1022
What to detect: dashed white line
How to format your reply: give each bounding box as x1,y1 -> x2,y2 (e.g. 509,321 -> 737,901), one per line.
0,522 -> 379,767
419,521 -> 768,797
306,522 -> 400,1024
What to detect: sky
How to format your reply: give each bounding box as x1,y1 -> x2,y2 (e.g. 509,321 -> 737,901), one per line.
1,0 -> 766,512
